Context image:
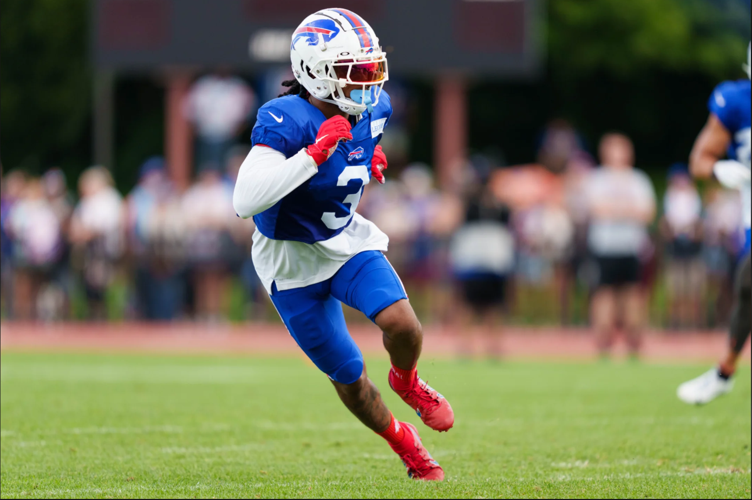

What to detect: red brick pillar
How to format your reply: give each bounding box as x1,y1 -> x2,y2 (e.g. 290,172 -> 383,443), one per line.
165,72 -> 194,191
434,76 -> 468,190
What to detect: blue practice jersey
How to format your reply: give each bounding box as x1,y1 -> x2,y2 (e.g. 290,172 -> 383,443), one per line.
250,92 -> 392,244
708,79 -> 751,167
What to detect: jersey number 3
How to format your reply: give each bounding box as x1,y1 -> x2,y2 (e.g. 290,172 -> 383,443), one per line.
321,165 -> 370,230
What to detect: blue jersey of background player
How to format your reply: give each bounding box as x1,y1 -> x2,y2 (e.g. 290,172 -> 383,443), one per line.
707,75 -> 751,253
678,43 -> 751,406
232,8 -> 453,481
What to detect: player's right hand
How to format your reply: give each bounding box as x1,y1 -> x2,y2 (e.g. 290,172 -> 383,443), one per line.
306,115 -> 353,166
713,160 -> 751,189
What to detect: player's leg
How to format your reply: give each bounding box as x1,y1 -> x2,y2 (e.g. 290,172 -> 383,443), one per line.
331,251 -> 454,432
620,255 -> 647,357
722,253 -> 751,373
622,283 -> 645,358
269,279 -> 443,480
452,282 -> 478,360
677,253 -> 750,404
591,286 -> 617,357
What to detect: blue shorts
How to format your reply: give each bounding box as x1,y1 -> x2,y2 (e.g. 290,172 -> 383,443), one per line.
269,251 -> 407,385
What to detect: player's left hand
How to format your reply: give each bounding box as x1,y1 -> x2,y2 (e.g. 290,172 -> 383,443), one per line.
371,145 -> 387,184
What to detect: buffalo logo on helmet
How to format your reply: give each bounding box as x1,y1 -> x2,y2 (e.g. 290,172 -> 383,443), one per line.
291,19 -> 340,49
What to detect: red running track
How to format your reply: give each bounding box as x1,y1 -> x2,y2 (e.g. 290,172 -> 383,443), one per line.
1,322 -> 749,362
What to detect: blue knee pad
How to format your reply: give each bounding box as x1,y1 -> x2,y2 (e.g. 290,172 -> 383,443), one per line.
270,281 -> 364,385
331,251 -> 408,322
328,357 -> 364,385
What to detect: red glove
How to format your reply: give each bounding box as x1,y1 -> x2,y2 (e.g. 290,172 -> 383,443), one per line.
306,115 -> 353,166
371,145 -> 387,184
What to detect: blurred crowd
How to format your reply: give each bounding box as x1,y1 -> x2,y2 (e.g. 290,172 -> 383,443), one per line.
0,152 -> 262,323
0,77 -> 747,336
360,119 -> 747,352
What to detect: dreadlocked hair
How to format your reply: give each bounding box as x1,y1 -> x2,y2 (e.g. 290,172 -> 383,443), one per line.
279,79 -> 311,99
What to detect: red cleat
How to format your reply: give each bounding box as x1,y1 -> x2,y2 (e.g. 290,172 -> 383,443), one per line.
389,371 -> 454,432
389,422 -> 444,481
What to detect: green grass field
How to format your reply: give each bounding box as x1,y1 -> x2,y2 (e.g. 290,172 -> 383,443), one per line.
1,352 -> 750,498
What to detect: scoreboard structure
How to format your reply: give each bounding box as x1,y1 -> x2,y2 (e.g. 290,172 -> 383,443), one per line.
92,0 -> 541,77
91,0 -> 542,189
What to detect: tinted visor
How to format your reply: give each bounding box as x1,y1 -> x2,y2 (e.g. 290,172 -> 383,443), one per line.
333,60 -> 386,83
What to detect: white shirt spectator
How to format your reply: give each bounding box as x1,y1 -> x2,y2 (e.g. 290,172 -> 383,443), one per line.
664,182 -> 702,236
8,198 -> 61,266
184,74 -> 254,141
72,186 -> 124,258
704,188 -> 743,245
586,167 -> 656,256
181,176 -> 235,230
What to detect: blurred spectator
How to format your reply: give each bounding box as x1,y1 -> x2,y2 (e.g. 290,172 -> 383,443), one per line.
659,163 -> 705,329
360,176 -> 417,277
6,178 -> 63,320
181,165 -> 236,322
69,167 -> 124,321
360,162 -> 464,325
520,184 -> 575,324
562,151 -> 597,324
703,185 -> 744,326
586,133 -> 656,357
125,157 -> 185,320
377,80 -> 412,170
224,145 -> 266,320
184,69 -> 255,172
494,164 -> 569,322
1,170 -> 27,318
39,168 -> 75,320
536,118 -> 587,174
399,164 -> 443,322
449,165 -> 515,359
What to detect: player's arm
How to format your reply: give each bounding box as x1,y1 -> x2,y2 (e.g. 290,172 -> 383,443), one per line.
233,115 -> 353,218
689,113 -> 731,179
232,146 -> 318,219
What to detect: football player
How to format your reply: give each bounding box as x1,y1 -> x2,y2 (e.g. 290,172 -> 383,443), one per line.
232,9 -> 452,480
677,43 -> 751,405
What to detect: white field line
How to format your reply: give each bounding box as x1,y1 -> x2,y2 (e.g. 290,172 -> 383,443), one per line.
9,483 -> 255,498
466,415 -> 748,427
161,443 -> 269,454
254,421 -> 363,431
17,469 -> 752,498
363,450 -> 469,460
4,440 -> 59,448
0,365 -> 269,385
540,468 -> 751,482
551,459 -> 643,468
1,425 -> 186,438
0,421 -> 359,440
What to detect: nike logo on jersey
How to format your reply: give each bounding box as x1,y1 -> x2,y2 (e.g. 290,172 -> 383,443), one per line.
269,111 -> 284,123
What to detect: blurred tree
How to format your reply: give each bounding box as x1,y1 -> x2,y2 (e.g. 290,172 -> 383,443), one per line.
468,0 -> 750,171
549,0 -> 748,81
0,0 -> 91,179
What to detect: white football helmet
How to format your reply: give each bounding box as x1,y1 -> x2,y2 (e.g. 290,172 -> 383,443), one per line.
744,42 -> 751,79
290,8 -> 388,115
